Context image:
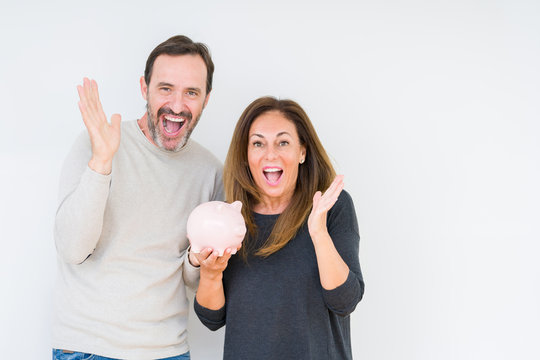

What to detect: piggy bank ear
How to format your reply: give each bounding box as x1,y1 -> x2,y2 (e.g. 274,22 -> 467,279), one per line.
231,200 -> 243,212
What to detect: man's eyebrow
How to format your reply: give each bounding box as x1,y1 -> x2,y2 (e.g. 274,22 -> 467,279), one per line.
156,82 -> 202,93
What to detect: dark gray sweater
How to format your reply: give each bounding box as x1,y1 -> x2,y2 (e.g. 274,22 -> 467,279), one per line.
194,190 -> 364,359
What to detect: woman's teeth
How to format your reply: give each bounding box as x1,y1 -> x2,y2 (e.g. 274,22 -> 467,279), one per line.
263,168 -> 283,183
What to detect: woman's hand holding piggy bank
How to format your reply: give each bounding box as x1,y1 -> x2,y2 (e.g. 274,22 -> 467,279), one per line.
187,200 -> 247,256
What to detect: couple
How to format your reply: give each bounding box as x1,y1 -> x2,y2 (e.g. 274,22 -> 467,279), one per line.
52,35 -> 364,360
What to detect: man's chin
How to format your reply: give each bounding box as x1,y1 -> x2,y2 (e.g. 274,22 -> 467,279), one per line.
159,135 -> 187,152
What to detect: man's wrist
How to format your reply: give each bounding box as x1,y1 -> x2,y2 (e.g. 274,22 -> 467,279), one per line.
88,156 -> 113,175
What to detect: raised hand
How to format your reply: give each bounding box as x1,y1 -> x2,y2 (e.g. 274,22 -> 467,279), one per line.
308,175 -> 345,238
77,78 -> 121,175
308,175 -> 350,290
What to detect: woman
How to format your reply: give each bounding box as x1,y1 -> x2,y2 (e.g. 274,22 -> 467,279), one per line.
193,97 -> 364,359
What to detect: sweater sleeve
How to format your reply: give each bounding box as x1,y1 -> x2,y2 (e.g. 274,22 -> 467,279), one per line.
54,132 -> 111,264
193,296 -> 226,331
321,190 -> 364,316
182,247 -> 200,291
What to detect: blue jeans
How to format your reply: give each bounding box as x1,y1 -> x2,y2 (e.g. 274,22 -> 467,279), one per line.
52,349 -> 190,360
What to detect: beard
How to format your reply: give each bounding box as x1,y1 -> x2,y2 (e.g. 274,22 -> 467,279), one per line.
146,103 -> 202,152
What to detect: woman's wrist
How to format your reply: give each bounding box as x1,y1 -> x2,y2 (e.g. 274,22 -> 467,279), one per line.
200,271 -> 224,283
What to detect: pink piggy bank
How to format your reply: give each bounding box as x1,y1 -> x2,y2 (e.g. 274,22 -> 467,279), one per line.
187,200 -> 246,256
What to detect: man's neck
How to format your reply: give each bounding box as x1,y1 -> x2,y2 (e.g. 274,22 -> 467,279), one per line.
137,113 -> 155,145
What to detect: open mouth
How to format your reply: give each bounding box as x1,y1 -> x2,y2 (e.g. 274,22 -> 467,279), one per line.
162,115 -> 186,136
263,167 -> 283,185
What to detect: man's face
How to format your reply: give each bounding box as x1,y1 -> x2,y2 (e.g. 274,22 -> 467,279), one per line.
141,54 -> 210,152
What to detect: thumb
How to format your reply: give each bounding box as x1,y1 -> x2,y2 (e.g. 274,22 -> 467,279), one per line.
111,113 -> 122,130
312,191 -> 322,207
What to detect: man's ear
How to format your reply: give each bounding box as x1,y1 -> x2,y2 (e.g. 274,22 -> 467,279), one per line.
140,76 -> 148,101
203,90 -> 211,109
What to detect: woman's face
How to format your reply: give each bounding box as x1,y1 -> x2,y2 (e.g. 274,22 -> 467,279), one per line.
247,111 -> 306,211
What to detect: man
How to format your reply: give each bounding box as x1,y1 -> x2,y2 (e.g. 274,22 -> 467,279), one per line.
52,35 -> 222,360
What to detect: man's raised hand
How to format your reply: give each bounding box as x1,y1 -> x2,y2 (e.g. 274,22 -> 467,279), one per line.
77,78 -> 121,175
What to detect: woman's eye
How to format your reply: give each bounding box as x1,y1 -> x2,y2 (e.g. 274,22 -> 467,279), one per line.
279,141 -> 289,146
253,141 -> 263,147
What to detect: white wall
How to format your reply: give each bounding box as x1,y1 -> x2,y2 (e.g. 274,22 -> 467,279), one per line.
1,0 -> 539,359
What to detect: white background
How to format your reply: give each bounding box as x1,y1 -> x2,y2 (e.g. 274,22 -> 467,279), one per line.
1,0 -> 539,359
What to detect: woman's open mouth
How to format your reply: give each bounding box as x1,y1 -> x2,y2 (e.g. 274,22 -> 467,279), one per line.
263,167 -> 283,185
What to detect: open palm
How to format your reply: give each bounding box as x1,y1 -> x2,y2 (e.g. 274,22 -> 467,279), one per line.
77,78 -> 121,174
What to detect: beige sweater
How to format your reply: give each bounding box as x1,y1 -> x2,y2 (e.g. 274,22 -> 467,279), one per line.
52,120 -> 223,359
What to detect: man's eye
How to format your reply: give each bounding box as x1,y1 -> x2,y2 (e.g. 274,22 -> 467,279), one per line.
160,87 -> 171,92
187,91 -> 198,96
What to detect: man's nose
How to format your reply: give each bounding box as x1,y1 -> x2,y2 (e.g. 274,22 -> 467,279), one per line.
170,92 -> 186,114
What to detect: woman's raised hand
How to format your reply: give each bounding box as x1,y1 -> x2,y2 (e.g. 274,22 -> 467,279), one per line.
308,175 -> 345,238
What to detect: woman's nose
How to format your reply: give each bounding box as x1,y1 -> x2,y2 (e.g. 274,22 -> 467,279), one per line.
264,146 -> 278,160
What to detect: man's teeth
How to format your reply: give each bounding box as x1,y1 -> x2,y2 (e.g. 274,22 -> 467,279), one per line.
164,115 -> 185,123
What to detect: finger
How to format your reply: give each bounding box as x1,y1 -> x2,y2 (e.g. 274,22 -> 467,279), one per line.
207,249 -> 220,263
77,84 -> 85,102
111,113 -> 122,132
198,247 -> 214,260
325,175 -> 344,195
312,191 -> 322,207
78,79 -> 100,127
77,82 -> 96,130
77,83 -> 90,116
317,179 -> 344,211
91,79 -> 99,98
90,79 -> 102,109
218,248 -> 233,263
80,78 -> 103,122
83,78 -> 93,107
323,175 -> 344,201
78,101 -> 92,129
88,79 -> 104,116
